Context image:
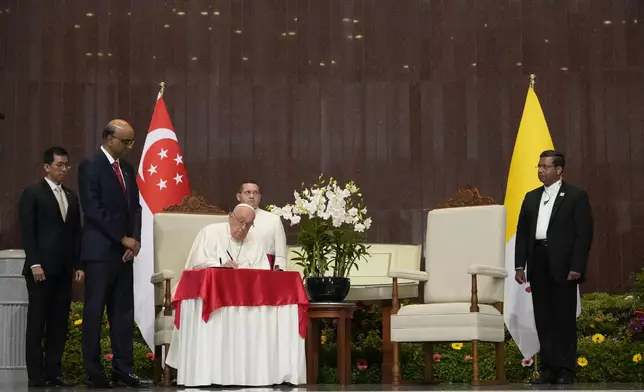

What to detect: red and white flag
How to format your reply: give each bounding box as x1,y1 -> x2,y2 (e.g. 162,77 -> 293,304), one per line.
134,92 -> 191,349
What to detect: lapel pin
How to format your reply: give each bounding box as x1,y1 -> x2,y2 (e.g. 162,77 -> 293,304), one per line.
560,192 -> 565,197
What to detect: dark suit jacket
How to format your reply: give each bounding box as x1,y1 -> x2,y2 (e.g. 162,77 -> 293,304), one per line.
515,181 -> 594,283
77,150 -> 141,262
18,180 -> 82,277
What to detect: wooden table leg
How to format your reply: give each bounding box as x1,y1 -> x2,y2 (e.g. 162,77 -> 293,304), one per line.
337,314 -> 348,385
345,317 -> 352,384
306,319 -> 320,384
381,305 -> 393,384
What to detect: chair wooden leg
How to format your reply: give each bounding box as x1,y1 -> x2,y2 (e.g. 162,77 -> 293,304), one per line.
423,343 -> 435,383
163,343 -> 171,386
495,341 -> 506,383
380,305 -> 393,385
392,341 -> 400,386
472,340 -> 480,384
153,345 -> 162,385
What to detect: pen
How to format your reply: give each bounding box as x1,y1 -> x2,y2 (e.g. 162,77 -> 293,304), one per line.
226,250 -> 234,261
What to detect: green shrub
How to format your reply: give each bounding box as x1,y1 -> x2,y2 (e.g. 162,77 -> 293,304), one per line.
575,337 -> 644,382
61,302 -> 155,384
576,292 -> 636,338
313,290 -> 644,384
631,267 -> 644,302
59,273 -> 644,385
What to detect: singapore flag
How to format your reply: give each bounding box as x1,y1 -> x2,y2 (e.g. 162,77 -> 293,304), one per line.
134,92 -> 191,349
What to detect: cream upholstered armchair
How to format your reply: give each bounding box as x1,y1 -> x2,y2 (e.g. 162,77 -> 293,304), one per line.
150,195 -> 228,385
390,187 -> 508,385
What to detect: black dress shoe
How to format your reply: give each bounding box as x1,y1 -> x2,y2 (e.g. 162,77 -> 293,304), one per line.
86,376 -> 113,388
555,376 -> 574,384
112,372 -> 152,387
28,377 -> 47,387
531,367 -> 558,385
45,376 -> 76,387
530,374 -> 556,385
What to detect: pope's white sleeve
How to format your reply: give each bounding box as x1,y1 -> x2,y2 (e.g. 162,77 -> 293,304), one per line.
184,227 -> 219,269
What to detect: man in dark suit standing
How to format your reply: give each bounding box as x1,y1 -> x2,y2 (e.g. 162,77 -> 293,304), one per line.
514,150 -> 594,385
78,119 -> 145,388
19,147 -> 84,387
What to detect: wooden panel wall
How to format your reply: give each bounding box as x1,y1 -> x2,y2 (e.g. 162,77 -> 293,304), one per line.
1,0 -> 643,293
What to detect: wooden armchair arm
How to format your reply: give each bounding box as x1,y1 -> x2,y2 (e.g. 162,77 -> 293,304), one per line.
470,274 -> 479,312
151,270 -> 175,317
467,265 -> 507,313
467,265 -> 508,278
392,278 -> 400,315
389,270 -> 428,316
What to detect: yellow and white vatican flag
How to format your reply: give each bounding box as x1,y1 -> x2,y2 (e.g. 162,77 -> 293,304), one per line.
503,75 -> 581,360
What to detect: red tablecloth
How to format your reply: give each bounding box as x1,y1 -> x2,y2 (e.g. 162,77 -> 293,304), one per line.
172,268 -> 310,338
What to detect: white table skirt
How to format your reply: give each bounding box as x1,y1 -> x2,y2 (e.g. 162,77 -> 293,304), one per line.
165,298 -> 307,387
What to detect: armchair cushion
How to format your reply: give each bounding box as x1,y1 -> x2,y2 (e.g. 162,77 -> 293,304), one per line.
466,265 -> 508,278
391,303 -> 504,343
397,303 -> 500,316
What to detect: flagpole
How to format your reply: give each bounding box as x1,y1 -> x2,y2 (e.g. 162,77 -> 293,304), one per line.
158,81 -> 166,99
529,72 -> 540,384
531,356 -> 539,382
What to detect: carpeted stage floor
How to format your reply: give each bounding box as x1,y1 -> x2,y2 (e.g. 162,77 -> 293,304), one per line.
4,384 -> 644,391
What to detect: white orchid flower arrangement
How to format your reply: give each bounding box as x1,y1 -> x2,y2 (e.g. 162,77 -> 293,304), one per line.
267,174 -> 372,278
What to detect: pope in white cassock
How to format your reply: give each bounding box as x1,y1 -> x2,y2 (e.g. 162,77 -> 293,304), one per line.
166,202 -> 307,387
235,180 -> 287,270
183,202 -> 271,270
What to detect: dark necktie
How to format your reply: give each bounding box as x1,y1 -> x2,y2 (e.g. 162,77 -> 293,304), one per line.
112,161 -> 126,196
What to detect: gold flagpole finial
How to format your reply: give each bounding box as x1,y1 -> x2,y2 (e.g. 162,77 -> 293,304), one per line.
529,74 -> 536,89
158,81 -> 166,97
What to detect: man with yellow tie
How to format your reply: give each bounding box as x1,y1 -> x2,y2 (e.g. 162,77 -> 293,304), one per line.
19,147 -> 83,387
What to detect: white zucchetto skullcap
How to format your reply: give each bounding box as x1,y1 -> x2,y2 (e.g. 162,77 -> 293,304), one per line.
233,203 -> 256,213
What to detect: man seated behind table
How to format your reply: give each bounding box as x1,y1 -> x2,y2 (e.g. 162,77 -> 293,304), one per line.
183,203 -> 271,270
235,180 -> 287,270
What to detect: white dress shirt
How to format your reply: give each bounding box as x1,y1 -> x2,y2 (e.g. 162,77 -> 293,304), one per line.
101,145 -> 125,189
535,179 -> 562,240
32,177 -> 69,270
251,208 -> 287,269
44,176 -> 69,215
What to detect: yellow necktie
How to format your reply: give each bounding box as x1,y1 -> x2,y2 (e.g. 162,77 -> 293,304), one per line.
55,187 -> 67,221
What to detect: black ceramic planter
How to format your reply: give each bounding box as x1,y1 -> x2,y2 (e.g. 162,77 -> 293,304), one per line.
305,276 -> 351,303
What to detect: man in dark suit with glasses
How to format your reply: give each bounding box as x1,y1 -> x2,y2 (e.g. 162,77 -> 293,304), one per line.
514,150 -> 594,385
77,119 -> 148,388
19,147 -> 83,387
